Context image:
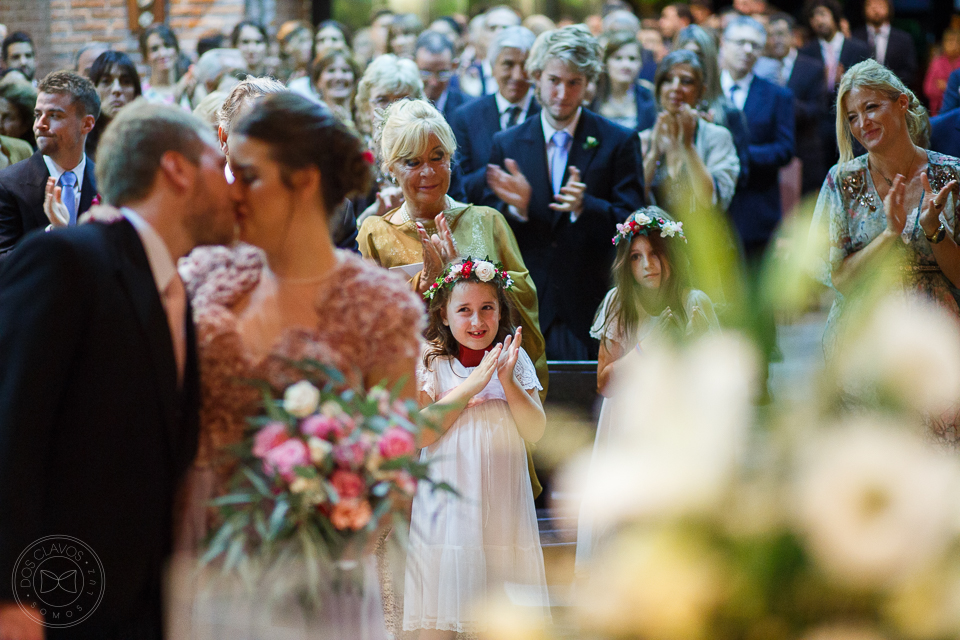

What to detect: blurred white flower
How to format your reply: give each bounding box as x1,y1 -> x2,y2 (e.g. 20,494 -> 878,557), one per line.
661,221 -> 683,238
577,528 -> 723,640
887,562 -> 960,639
283,380 -> 320,417
634,213 -> 652,226
793,417 -> 960,589
565,333 -> 759,528
837,294 -> 960,415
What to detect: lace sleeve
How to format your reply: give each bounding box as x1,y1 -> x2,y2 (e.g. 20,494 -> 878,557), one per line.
416,357 -> 436,401
515,347 -> 543,392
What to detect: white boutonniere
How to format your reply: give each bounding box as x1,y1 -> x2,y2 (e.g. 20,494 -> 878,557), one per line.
583,136 -> 599,150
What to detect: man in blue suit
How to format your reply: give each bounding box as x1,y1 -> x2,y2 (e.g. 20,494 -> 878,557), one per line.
721,16 -> 795,259
931,108 -> 960,157
938,69 -> 960,114
483,25 -> 644,360
415,30 -> 468,124
449,26 -> 540,205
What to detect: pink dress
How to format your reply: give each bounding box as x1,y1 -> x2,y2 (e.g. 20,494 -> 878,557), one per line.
174,243 -> 424,547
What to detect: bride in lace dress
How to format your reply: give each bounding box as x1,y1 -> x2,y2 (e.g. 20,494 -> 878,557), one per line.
173,93 -> 424,637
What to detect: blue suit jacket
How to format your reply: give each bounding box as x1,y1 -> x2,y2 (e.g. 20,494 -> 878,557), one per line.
439,86 -> 470,124
931,108 -> 960,157
941,68 -> 960,114
727,75 -> 795,250
483,109 -> 644,343
449,94 -> 540,205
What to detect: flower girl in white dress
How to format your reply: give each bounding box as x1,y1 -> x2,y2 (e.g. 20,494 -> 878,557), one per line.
574,208 -> 719,573
403,257 -> 551,638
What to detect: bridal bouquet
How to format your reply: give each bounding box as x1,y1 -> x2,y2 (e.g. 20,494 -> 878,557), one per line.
203,360 -> 451,582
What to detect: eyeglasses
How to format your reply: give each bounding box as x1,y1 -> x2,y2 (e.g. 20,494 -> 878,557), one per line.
727,38 -> 765,50
419,70 -> 453,82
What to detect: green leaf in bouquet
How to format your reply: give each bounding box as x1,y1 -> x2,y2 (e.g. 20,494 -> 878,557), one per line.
225,533 -> 248,571
268,499 -> 291,539
429,481 -> 459,497
378,456 -> 413,471
254,510 -> 269,539
371,481 -> 391,498
293,464 -> 319,479
210,493 -> 256,507
368,498 -> 393,534
243,466 -> 273,498
367,415 -> 390,433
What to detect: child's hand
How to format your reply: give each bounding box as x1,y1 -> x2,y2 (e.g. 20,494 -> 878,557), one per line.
463,344 -> 502,397
496,327 -> 522,387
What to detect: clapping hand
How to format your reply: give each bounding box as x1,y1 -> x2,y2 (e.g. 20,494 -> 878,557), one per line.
417,213 -> 458,293
919,171 -> 959,238
677,104 -> 698,148
496,327 -> 523,386
883,174 -> 907,236
44,177 -> 70,227
549,166 -> 585,216
486,158 -> 532,218
463,344 -> 502,397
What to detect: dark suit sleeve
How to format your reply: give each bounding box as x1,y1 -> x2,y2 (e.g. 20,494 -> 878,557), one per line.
0,233 -> 90,600
748,86 -> 795,170
942,69 -> 960,114
577,129 -> 644,230
794,62 -> 826,123
451,109 -> 489,205
0,179 -> 23,261
480,133 -> 508,211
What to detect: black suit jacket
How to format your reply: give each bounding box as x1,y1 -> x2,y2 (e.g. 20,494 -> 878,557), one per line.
449,94 -> 541,205
788,53 -> 828,192
0,219 -> 200,637
483,109 -> 644,344
799,37 -> 870,165
0,151 -> 98,260
852,25 -> 917,87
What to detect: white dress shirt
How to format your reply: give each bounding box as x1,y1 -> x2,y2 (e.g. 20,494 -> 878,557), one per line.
43,154 -> 86,222
720,70 -> 753,111
120,207 -> 178,297
819,32 -> 845,90
868,23 -> 891,65
494,89 -> 534,130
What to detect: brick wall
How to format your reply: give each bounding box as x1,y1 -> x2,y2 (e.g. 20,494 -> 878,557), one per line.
0,0 -> 310,78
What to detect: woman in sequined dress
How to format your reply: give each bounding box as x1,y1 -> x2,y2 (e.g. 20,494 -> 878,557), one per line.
812,59 -> 960,442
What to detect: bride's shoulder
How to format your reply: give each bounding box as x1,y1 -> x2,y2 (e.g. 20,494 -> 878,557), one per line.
179,243 -> 265,309
328,250 -> 422,309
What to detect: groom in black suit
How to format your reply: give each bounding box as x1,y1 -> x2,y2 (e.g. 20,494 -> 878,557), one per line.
0,71 -> 100,262
484,25 -> 643,360
0,102 -> 238,639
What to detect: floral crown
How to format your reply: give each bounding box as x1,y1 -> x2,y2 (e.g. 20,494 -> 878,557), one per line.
613,210 -> 686,245
423,256 -> 514,301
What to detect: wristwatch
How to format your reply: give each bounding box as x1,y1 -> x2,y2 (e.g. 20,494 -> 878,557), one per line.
925,221 -> 947,244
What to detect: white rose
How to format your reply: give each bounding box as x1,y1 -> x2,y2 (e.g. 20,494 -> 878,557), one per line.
290,476 -> 325,504
449,264 -> 463,276
474,261 -> 496,282
308,436 -> 333,463
661,221 -> 682,238
283,380 -> 320,418
320,400 -> 345,418
634,213 -> 652,226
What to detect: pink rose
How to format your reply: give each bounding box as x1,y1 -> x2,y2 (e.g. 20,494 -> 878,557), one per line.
262,438 -> 310,481
334,440 -> 370,468
330,498 -> 373,531
253,422 -> 290,458
331,469 -> 366,499
301,414 -> 346,441
379,427 -> 416,460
